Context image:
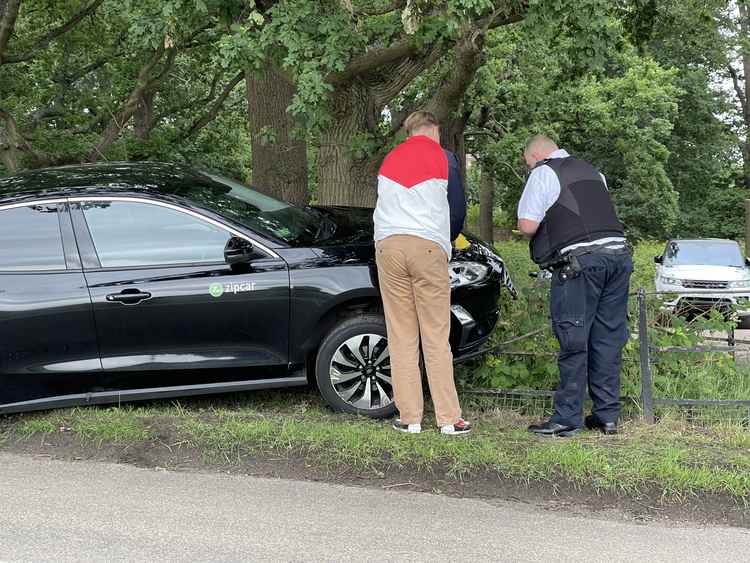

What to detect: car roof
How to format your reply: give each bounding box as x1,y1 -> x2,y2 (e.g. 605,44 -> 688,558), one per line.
0,162 -> 214,203
667,239 -> 739,245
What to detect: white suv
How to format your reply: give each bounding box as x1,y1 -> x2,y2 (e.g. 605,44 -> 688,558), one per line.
655,239 -> 750,327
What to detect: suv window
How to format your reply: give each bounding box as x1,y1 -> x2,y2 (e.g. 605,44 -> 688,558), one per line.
82,200 -> 232,267
0,204 -> 66,271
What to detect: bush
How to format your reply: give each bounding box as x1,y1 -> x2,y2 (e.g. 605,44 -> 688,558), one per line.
460,240 -> 750,402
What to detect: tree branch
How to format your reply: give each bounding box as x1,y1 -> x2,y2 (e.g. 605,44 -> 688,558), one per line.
328,36 -> 421,84
0,0 -> 21,63
177,70 -> 245,142
348,0 -> 407,17
728,63 -> 747,119
153,69 -> 223,125
87,44 -> 176,161
0,106 -> 50,171
486,7 -> 526,30
422,31 -> 486,123
2,0 -> 105,64
329,0 -> 525,86
374,41 -> 448,107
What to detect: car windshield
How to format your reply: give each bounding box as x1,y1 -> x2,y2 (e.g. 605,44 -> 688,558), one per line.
183,172 -> 321,245
664,241 -> 745,267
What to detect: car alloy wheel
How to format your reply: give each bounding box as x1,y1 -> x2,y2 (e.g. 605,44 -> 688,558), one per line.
329,334 -> 392,411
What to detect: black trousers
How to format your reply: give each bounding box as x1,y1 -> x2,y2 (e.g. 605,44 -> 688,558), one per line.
548,252 -> 633,427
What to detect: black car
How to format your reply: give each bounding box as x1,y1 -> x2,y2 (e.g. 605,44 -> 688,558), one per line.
0,162 -> 515,417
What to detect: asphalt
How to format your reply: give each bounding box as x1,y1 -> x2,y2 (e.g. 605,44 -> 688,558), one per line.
0,453 -> 748,563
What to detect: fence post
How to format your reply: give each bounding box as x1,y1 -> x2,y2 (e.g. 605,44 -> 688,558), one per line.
637,288 -> 655,424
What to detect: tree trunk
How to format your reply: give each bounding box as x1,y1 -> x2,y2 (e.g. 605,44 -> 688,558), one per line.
134,90 -> 155,140
0,0 -> 22,64
246,65 -> 309,205
479,165 -> 494,244
740,3 -> 750,190
316,83 -> 381,207
440,112 -> 469,184
0,107 -> 49,172
0,134 -> 20,173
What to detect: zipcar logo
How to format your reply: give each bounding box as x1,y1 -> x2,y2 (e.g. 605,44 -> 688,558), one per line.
209,282 -> 256,298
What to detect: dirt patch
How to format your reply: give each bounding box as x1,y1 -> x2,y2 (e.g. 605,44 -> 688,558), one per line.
3,416 -> 748,530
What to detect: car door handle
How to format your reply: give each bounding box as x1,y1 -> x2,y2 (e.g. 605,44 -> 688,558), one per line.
105,290 -> 152,304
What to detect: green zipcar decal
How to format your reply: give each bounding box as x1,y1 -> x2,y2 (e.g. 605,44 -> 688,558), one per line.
209,283 -> 225,298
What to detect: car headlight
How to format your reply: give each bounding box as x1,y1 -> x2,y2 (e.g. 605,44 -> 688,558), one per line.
449,261 -> 489,288
729,279 -> 750,288
661,277 -> 682,286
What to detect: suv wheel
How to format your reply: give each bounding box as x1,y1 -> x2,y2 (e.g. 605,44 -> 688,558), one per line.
315,314 -> 396,418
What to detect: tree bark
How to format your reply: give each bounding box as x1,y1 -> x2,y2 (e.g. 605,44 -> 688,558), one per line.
246,64 -> 309,205
0,110 -> 20,174
312,5 -> 524,207
0,0 -> 21,64
316,82 -> 381,207
0,107 -> 49,171
479,164 -> 494,244
134,91 -> 155,140
739,3 -> 750,190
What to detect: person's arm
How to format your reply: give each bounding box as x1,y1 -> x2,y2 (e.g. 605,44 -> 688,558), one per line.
445,150 -> 466,241
516,166 -> 559,237
518,218 -> 540,237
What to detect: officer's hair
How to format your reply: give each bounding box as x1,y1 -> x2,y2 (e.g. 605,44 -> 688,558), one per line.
404,111 -> 440,136
524,135 -> 558,156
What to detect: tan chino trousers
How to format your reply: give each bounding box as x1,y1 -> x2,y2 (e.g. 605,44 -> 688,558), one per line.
375,235 -> 462,427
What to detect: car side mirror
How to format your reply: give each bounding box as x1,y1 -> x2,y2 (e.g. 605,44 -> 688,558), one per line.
746,257 -> 750,267
654,255 -> 663,264
224,236 -> 254,265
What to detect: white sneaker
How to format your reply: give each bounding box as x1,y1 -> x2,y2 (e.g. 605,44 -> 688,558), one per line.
440,418 -> 472,436
392,419 -> 422,434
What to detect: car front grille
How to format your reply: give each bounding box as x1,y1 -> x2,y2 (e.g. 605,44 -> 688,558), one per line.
681,280 -> 729,290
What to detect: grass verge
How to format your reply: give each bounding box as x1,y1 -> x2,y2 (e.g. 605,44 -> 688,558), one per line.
2,389 -> 749,505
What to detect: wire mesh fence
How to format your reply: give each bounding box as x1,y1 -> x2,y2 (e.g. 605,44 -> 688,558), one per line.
461,286 -> 750,429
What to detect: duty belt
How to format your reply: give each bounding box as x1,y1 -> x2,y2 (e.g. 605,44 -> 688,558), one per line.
545,241 -> 632,272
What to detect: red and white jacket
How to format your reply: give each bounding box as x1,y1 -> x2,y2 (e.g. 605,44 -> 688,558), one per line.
373,135 -> 453,258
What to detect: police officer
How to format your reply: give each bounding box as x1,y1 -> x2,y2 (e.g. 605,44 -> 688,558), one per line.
517,135 -> 633,437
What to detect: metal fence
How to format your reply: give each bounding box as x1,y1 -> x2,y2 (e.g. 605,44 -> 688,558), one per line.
463,286 -> 750,427
635,288 -> 750,426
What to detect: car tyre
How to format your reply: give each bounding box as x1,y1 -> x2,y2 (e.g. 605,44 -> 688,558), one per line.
315,314 -> 397,418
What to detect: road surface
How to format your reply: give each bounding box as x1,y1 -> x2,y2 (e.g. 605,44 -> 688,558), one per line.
0,453 -> 747,562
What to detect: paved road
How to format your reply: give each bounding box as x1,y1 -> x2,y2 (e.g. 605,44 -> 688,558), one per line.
0,453 -> 747,563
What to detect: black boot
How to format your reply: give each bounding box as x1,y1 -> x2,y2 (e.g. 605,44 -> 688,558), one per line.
584,414 -> 618,435
527,420 -> 580,437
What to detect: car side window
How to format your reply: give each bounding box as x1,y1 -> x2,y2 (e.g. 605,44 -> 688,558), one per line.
0,204 -> 66,271
81,201 -> 232,267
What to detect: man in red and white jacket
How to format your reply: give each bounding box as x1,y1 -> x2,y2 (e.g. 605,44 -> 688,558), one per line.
373,111 -> 470,436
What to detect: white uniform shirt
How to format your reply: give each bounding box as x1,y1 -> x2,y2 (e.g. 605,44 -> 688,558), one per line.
517,149 -> 624,253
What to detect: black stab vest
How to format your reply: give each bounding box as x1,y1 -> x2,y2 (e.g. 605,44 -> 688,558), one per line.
530,157 -> 624,267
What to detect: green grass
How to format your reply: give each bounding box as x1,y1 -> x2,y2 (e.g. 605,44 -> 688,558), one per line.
14,407 -> 153,444
4,391 -> 750,501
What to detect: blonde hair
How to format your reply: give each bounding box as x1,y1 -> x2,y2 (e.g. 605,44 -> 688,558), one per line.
404,111 -> 440,136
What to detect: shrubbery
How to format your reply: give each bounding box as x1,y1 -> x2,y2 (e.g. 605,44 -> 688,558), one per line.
459,239 -> 750,402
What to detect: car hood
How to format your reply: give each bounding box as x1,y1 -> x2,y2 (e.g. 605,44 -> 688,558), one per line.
660,265 -> 750,282
304,208 -> 516,297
